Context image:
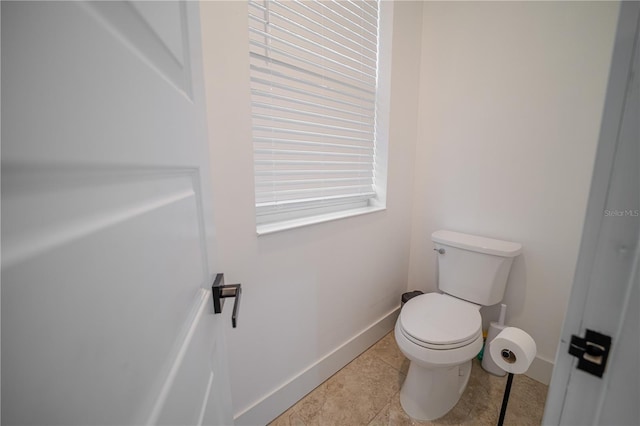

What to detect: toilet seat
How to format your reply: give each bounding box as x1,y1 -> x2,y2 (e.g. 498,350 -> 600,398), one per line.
399,293 -> 481,350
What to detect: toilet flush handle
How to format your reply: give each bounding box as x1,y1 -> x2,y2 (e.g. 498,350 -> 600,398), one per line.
433,248 -> 445,254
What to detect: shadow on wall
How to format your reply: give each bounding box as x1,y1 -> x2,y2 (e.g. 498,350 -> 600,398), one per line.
480,255 -> 527,330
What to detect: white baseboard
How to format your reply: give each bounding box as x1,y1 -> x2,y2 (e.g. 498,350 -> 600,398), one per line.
233,306 -> 401,426
526,355 -> 554,385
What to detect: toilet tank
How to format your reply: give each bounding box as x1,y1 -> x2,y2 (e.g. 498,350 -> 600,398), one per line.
432,230 -> 522,306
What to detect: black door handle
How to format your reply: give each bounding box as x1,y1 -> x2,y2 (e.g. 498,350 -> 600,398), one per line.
212,273 -> 242,328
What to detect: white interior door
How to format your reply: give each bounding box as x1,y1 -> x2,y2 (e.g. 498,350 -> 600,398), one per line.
543,3 -> 639,425
2,1 -> 234,425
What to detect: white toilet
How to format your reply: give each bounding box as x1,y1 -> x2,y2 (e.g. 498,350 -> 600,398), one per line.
395,230 -> 522,421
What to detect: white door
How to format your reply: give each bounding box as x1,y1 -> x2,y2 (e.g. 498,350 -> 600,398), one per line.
2,1 -> 234,425
543,2 -> 639,425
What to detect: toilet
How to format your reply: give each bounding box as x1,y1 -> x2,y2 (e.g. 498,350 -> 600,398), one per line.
395,230 -> 522,421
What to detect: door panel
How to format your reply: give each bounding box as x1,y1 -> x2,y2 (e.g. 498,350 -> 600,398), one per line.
2,1 -> 233,425
543,3 -> 639,424
2,1 -> 203,165
153,289 -> 218,426
85,1 -> 193,97
3,168 -> 205,424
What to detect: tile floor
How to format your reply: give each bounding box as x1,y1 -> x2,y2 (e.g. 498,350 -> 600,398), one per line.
269,331 -> 548,426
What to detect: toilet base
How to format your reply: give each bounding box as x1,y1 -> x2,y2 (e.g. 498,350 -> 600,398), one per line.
399,359 -> 472,421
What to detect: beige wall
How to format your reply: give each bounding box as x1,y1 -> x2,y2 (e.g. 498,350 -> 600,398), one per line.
409,1 -> 619,382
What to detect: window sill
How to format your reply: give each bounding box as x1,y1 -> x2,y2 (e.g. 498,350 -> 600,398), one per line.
256,205 -> 386,236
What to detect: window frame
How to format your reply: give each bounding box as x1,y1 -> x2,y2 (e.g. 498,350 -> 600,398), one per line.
249,0 -> 393,235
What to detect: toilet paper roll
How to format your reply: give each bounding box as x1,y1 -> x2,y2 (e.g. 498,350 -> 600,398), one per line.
489,327 -> 537,374
482,322 -> 507,376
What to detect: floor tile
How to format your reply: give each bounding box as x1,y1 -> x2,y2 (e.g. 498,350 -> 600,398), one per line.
367,331 -> 410,374
316,351 -> 404,425
269,332 -> 548,426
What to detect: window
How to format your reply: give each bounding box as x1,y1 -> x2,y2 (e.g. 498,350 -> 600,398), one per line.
248,0 -> 389,233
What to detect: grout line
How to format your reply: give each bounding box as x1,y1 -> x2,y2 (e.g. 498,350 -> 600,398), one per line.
375,356 -> 407,376
281,333 -> 403,426
365,332 -> 409,376
275,344 -> 548,426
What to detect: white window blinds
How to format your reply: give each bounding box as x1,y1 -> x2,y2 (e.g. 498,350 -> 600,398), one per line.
248,0 -> 380,224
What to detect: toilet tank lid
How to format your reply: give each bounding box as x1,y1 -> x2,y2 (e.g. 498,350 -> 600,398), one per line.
432,230 -> 522,257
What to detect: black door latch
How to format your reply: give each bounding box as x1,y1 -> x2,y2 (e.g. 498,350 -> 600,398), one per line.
568,329 -> 611,377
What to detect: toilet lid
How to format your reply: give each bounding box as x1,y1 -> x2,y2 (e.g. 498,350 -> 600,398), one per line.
399,293 -> 481,347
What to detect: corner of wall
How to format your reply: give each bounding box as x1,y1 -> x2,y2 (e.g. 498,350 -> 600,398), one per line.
390,0 -> 428,294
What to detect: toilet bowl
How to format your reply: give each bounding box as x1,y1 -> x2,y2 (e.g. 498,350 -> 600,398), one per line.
395,293 -> 483,420
395,230 -> 522,421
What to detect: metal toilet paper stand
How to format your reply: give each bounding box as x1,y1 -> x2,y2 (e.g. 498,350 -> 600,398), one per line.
489,327 -> 537,426
497,349 -> 516,426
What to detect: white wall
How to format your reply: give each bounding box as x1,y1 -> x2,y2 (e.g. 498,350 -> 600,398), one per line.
200,2 -> 423,423
200,0 -> 619,421
409,1 -> 619,383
